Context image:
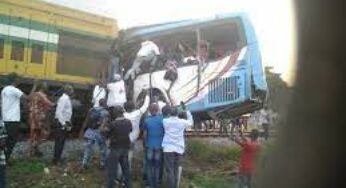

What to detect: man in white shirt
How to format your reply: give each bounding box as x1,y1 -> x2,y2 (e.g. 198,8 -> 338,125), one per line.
162,106 -> 193,188
92,80 -> 107,108
124,40 -> 160,80
123,91 -> 150,169
259,106 -> 270,140
1,76 -> 26,161
107,74 -> 127,107
53,85 -> 73,165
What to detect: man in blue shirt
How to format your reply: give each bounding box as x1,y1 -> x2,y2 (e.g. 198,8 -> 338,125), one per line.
143,103 -> 164,188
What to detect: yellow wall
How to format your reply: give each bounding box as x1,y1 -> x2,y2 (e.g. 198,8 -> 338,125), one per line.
1,0 -> 118,38
0,0 -> 118,86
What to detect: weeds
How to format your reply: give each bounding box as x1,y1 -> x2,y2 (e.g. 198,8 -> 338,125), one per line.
7,139 -> 240,187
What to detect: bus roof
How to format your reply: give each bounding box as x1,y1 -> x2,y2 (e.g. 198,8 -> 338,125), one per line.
123,12 -> 249,41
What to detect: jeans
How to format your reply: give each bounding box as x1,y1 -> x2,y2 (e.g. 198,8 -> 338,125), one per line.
238,174 -> 252,188
106,148 -> 132,188
164,152 -> 182,188
81,133 -> 107,167
4,122 -> 20,161
146,148 -> 163,188
53,124 -> 67,163
0,165 -> 5,188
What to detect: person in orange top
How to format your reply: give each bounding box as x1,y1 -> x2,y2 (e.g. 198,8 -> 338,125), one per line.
232,129 -> 260,188
28,82 -> 54,156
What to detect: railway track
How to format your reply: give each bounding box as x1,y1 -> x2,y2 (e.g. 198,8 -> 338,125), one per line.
185,129 -> 276,137
186,129 -> 249,137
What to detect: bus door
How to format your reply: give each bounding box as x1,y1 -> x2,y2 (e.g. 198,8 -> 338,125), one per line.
7,9 -> 29,75
25,12 -> 51,78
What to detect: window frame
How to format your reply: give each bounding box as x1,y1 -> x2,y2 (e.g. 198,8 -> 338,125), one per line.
0,37 -> 5,59
10,40 -> 25,62
30,43 -> 44,64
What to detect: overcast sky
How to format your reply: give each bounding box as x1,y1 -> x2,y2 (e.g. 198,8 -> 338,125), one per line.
43,0 -> 296,84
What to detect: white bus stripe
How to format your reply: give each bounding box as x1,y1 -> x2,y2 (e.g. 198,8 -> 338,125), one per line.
0,23 -> 58,44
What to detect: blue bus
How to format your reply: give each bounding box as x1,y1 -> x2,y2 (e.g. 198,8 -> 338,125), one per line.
123,13 -> 267,121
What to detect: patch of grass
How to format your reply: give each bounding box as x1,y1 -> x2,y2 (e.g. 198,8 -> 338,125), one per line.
186,139 -> 241,164
7,139 -> 241,188
189,175 -> 236,188
9,158 -> 45,177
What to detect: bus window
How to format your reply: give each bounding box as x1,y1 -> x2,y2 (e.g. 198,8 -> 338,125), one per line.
0,38 -> 4,59
199,19 -> 244,61
11,40 -> 25,61
158,30 -> 197,67
31,43 -> 44,64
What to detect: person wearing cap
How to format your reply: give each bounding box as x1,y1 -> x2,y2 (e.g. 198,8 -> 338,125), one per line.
124,40 -> 160,80
53,84 -> 74,165
107,74 -> 127,107
103,106 -> 133,188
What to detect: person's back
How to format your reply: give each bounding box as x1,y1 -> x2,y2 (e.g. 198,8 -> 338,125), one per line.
1,85 -> 23,122
144,114 -> 164,149
233,129 -> 260,188
162,108 -> 193,154
239,139 -> 260,174
105,106 -> 133,188
108,117 -> 132,149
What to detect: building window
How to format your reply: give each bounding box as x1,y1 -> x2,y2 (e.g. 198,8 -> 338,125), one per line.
0,38 -> 4,59
31,43 -> 44,64
11,40 -> 24,61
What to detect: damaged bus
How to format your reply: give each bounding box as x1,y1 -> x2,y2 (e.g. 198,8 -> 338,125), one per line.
122,13 -> 267,121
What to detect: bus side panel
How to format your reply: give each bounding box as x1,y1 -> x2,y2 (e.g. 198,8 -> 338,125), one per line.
247,43 -> 267,91
241,15 -> 267,91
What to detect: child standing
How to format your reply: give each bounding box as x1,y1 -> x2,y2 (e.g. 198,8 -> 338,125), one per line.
232,129 -> 260,188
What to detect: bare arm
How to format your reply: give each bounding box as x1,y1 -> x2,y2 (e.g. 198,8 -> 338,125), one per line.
139,95 -> 150,114
41,93 -> 54,107
182,111 -> 194,128
231,134 -> 247,146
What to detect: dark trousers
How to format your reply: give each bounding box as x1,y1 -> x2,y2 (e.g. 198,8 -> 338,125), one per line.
238,173 -> 252,188
164,152 -> 182,188
53,125 -> 67,163
4,122 -> 20,161
106,148 -> 132,188
262,123 -> 269,140
146,148 -> 163,188
0,165 -> 5,188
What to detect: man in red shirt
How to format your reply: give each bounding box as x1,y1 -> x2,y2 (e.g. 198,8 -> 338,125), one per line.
232,129 -> 260,188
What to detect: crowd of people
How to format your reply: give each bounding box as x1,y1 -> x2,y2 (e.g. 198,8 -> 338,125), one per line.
0,72 -> 267,188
